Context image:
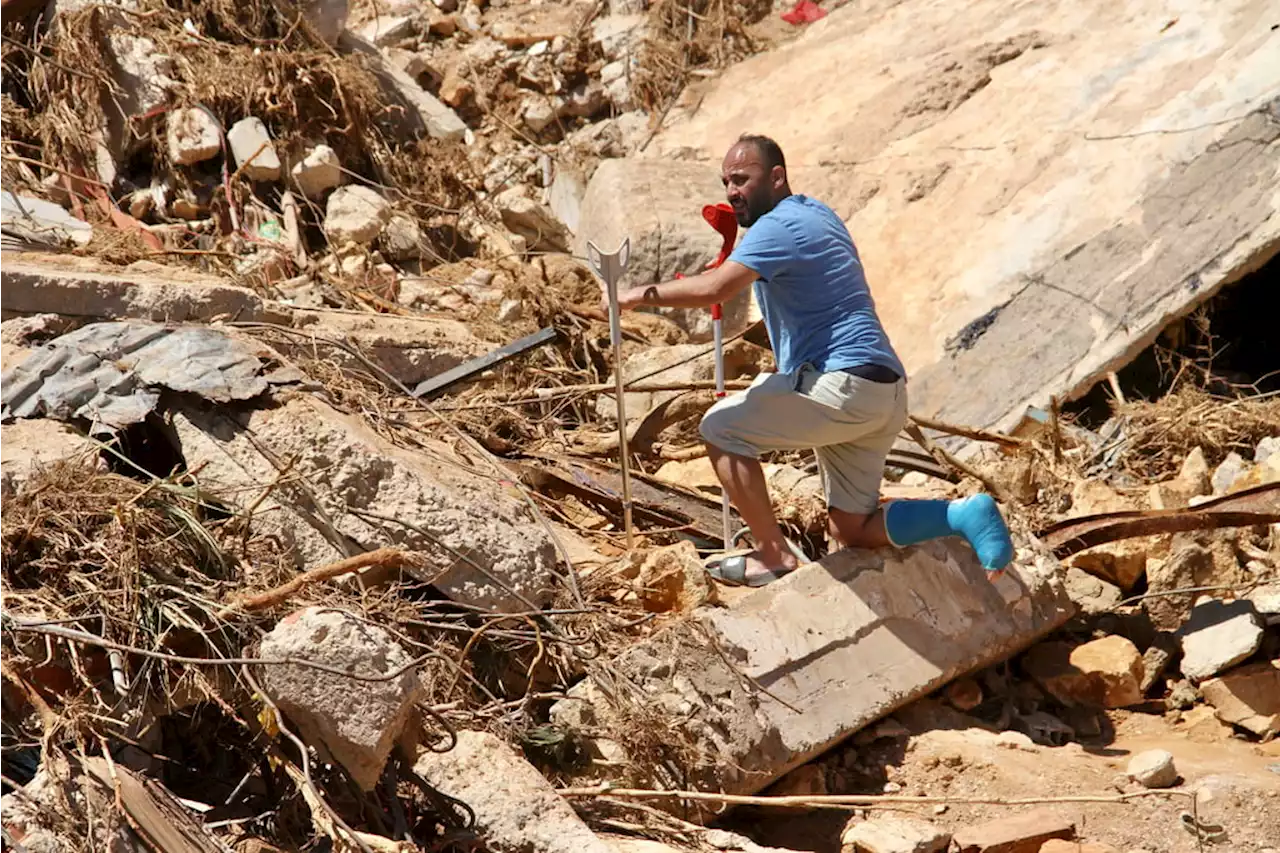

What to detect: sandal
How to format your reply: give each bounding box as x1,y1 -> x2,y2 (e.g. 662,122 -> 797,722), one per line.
705,553 -> 794,587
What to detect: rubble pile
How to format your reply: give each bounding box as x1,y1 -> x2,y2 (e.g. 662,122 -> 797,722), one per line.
2,1 -> 1278,853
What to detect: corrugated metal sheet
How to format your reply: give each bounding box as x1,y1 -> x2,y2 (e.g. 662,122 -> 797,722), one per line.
1,322 -> 299,434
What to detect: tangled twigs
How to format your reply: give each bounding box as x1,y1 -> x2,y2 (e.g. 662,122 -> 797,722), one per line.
215,547 -> 410,619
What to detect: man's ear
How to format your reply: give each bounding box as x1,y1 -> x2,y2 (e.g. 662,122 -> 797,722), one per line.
771,165 -> 787,189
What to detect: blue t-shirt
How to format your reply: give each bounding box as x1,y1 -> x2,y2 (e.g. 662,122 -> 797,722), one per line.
728,195 -> 905,379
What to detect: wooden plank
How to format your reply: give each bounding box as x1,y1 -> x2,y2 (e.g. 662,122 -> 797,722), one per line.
80,756 -> 226,853
516,453 -> 737,542
412,326 -> 559,398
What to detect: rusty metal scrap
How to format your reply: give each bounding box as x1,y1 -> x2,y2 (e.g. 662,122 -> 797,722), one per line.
1037,482 -> 1280,557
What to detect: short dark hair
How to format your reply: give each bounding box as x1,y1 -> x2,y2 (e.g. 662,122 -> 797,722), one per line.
737,133 -> 786,172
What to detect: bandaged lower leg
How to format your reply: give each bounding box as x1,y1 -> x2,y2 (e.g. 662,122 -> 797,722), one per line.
882,494 -> 1014,571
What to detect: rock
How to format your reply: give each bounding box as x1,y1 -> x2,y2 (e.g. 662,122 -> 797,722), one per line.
496,298 -> 524,323
495,186 -> 571,252
551,543 -> 1071,800
1144,542 -> 1215,631
304,0 -> 349,44
522,97 -> 559,132
413,730 -> 612,853
258,608 -> 421,790
324,185 -> 392,245
1166,678 -> 1198,710
1126,749 -> 1178,789
1,191 -> 92,248
356,13 -> 416,45
380,213 -> 424,260
1211,452 -> 1248,495
1200,659 -> 1280,738
1256,436 -> 1280,466
1062,566 -> 1122,615
172,393 -> 556,611
1244,583 -> 1280,626
1163,447 -> 1211,505
227,117 -> 281,181
486,2 -> 584,47
952,808 -> 1074,853
291,144 -> 343,198
1022,636 -> 1144,708
619,541 -> 713,613
1139,635 -> 1175,693
338,31 -> 467,143
560,81 -> 606,118
548,163 -> 586,235
591,13 -> 647,62
646,0 -> 1279,439
578,158 -> 753,342
166,107 -> 221,165
439,67 -> 474,108
1068,539 -> 1146,592
841,814 -> 950,853
385,46 -> 430,80
1176,598 -> 1263,682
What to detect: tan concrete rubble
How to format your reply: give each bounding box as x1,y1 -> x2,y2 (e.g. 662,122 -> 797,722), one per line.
551,539 -> 1073,798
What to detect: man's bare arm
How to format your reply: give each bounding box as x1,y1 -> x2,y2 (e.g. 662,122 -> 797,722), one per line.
614,261 -> 757,311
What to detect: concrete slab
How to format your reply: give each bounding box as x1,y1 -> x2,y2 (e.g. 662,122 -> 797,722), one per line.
644,0 -> 1280,432
1,258 -> 283,325
551,540 -> 1073,802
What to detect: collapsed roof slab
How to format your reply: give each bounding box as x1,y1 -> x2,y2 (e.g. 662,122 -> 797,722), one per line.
645,0 -> 1280,433
550,540 -> 1073,805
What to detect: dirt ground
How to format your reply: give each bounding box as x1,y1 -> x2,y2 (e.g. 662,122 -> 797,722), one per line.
726,701 -> 1280,853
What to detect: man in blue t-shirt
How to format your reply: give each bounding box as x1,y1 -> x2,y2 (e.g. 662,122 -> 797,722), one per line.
610,134 -> 1013,586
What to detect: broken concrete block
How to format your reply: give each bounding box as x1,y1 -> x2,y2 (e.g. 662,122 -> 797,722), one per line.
1022,636 -> 1143,708
1,420 -> 102,496
1062,566 -> 1122,615
304,0 -> 349,44
1244,583 -> 1280,626
1068,539 -> 1146,592
171,393 -> 557,612
495,186 -> 571,252
291,144 -> 343,198
952,808 -> 1074,853
439,67 -> 474,108
324,185 -> 391,245
385,46 -> 430,80
258,607 -> 420,790
412,730 -> 612,853
1176,598 -> 1263,682
167,107 -> 222,165
227,117 -> 281,181
357,13 -> 416,45
1144,541 -> 1215,631
551,542 -> 1071,798
840,814 -> 950,853
1126,748 -> 1177,788
522,97 -> 559,132
1156,447 -> 1211,507
1,259 -> 282,325
339,31 -> 467,142
1200,659 -> 1280,738
591,13 -> 647,62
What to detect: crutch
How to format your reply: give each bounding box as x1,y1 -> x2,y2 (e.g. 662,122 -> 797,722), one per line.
586,238 -> 635,549
700,203 -> 739,550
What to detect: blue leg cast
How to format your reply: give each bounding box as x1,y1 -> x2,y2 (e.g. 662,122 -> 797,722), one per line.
883,494 -> 1014,571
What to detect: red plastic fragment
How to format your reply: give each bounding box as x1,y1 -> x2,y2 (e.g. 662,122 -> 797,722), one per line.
781,0 -> 826,25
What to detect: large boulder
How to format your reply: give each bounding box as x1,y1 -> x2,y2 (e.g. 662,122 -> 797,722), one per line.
646,0 -> 1280,431
1200,659 -> 1280,739
577,158 -> 755,341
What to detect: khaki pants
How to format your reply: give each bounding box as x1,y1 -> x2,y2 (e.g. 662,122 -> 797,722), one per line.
699,364 -> 908,515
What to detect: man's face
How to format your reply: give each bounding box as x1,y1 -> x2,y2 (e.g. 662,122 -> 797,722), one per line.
722,143 -> 779,227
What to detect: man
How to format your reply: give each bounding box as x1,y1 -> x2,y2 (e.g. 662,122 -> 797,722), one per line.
610,134 -> 1014,586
